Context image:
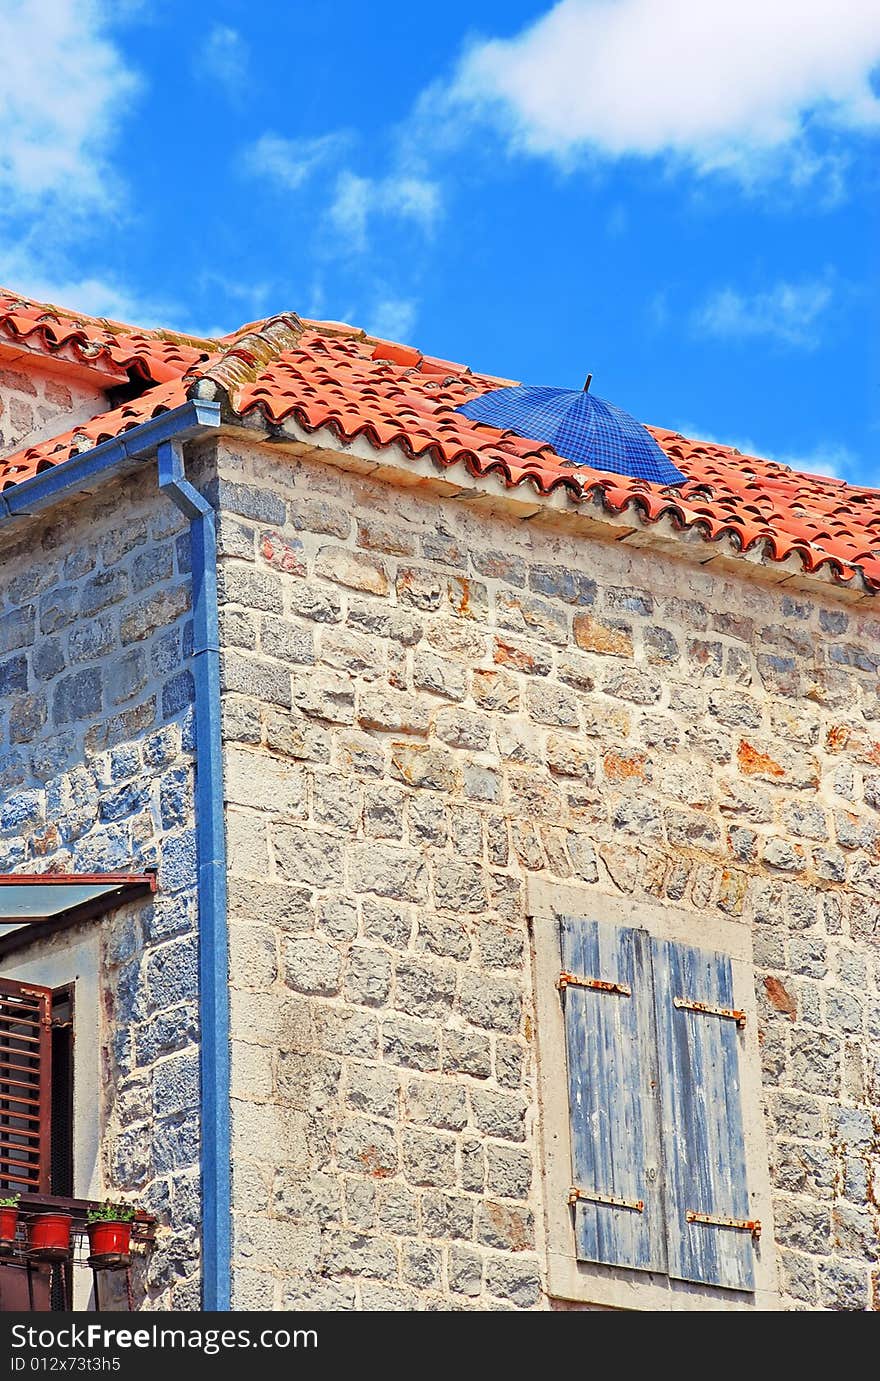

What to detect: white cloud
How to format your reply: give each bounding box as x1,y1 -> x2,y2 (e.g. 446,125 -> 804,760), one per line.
438,0 -> 880,188
329,171 -> 441,251
0,239 -> 177,326
0,0 -> 138,211
197,25 -> 249,97
693,275 -> 835,348
674,421 -> 859,481
243,132 -> 351,191
367,297 -> 418,342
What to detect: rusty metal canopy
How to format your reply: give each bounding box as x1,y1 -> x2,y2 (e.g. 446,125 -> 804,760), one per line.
0,873 -> 156,957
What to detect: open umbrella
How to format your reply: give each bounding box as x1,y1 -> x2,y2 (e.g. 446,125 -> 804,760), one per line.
456,376 -> 686,486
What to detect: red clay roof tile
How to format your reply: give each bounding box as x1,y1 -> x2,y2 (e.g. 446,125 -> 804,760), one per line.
0,288 -> 877,593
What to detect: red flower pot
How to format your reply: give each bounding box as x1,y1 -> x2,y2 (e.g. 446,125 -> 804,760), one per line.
0,1206 -> 18,1253
87,1219 -> 132,1266
27,1212 -> 72,1261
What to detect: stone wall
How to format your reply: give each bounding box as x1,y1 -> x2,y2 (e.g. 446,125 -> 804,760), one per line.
216,434 -> 880,1312
0,468 -> 202,1309
0,358 -> 108,456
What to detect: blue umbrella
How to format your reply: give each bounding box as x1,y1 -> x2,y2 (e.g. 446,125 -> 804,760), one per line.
456,376 -> 686,486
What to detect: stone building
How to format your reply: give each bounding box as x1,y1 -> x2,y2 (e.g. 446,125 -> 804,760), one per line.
0,287 -> 877,1312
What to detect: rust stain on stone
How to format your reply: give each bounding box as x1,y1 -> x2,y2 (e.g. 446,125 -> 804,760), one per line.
602,750 -> 647,782
737,740 -> 784,778
359,1147 -> 394,1178
572,613 -> 632,658
493,638 -> 534,673
825,724 -> 850,752
764,975 -> 797,1021
448,576 -> 474,618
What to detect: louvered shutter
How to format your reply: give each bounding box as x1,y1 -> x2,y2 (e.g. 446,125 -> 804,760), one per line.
560,917 -> 665,1272
651,938 -> 754,1290
0,977 -> 52,1195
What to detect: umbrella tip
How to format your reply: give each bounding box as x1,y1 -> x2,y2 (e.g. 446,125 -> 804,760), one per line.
583,373 -> 593,392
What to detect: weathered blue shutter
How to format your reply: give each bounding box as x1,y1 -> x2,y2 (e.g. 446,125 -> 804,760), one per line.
560,918 -> 665,1273
652,938 -> 755,1290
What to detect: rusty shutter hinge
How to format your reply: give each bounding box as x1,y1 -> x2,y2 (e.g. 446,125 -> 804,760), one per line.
686,1210 -> 761,1240
674,997 -> 746,1027
558,972 -> 631,997
569,1187 -> 644,1213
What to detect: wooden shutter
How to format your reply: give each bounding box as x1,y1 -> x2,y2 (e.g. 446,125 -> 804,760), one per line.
560,918 -> 665,1272
0,977 -> 52,1195
652,938 -> 755,1291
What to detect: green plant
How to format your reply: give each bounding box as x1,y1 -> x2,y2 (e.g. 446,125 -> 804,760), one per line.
0,1194 -> 20,1208
86,1201 -> 136,1224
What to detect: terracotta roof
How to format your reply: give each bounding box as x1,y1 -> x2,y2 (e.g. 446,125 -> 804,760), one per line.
1,288 -> 877,594
0,290 -> 211,384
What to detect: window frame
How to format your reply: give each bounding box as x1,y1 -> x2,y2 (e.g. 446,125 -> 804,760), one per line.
527,876 -> 780,1311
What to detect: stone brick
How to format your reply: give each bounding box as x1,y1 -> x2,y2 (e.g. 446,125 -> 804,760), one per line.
402,1130 -> 457,1187
290,665 -> 356,723
448,1245 -> 483,1296
260,615 -> 314,664
471,549 -> 526,585
486,1144 -> 532,1201
496,589 -> 568,646
345,946 -> 393,1007
273,825 -> 344,888
359,690 -> 430,735
120,585 -> 189,643
470,1089 -> 527,1142
314,546 -> 388,595
394,956 -> 455,1020
284,936 -> 342,996
476,1202 -> 534,1252
492,635 -> 552,676
413,650 -> 467,701
433,706 -> 491,751
53,667 -> 102,723
573,612 -> 632,657
264,707 -> 331,762
348,840 -> 428,902
484,1255 -> 541,1307
529,564 -> 596,606
397,566 -> 443,609
382,1017 -> 441,1072
346,1063 -> 400,1120
337,1117 -> 398,1178
405,1077 -> 468,1131
433,859 -> 487,913
421,1191 -> 474,1241
290,498 -> 352,540
441,1028 -> 491,1080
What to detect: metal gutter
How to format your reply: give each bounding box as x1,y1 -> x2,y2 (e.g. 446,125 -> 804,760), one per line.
0,399 -> 231,1309
0,401 -> 219,518
157,439 -> 230,1312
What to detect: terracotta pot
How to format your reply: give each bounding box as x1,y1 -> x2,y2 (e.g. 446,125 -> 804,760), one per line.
87,1219 -> 132,1263
0,1206 -> 19,1251
27,1212 -> 72,1261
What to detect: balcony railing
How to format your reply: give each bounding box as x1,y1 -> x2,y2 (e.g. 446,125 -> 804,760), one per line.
0,1193 -> 156,1312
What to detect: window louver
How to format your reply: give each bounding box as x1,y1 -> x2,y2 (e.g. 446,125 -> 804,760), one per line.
0,977 -> 52,1195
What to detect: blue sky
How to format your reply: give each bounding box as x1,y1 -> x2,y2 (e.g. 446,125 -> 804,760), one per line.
1,0 -> 878,483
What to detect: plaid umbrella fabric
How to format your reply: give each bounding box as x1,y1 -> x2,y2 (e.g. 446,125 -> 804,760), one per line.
456,383 -> 686,486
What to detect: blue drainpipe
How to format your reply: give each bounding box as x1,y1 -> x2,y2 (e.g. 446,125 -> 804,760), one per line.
0,399 -> 231,1309
157,439 -> 230,1312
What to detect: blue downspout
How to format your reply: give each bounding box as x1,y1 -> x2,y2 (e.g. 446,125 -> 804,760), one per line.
157,440 -> 231,1312
0,399 -> 231,1309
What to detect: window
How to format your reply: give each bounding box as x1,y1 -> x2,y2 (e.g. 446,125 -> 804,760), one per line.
528,878 -> 778,1311
0,978 -> 53,1196
0,979 -> 74,1200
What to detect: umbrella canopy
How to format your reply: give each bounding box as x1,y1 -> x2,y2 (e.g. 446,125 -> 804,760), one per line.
456,381 -> 686,486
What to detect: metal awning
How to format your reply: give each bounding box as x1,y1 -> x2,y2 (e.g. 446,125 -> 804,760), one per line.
0,872 -> 156,958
